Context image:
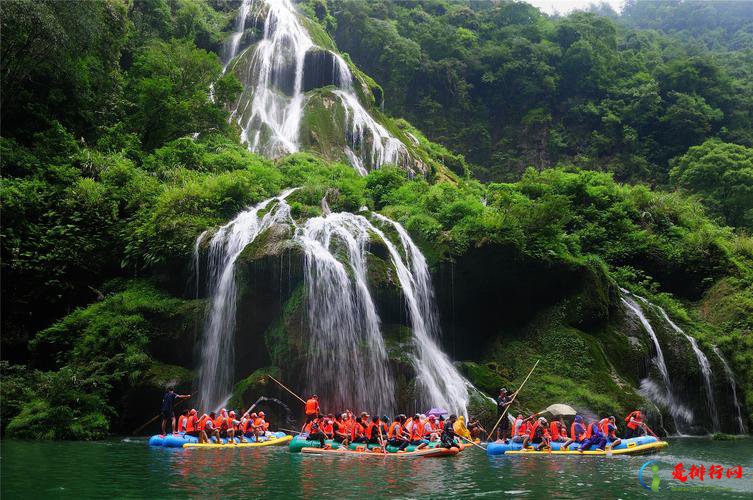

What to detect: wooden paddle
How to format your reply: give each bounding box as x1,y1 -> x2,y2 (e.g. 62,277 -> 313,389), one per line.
487,359 -> 540,441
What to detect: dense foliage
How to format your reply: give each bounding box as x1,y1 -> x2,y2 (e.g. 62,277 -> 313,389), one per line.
308,0 -> 753,189
2,0 -> 752,438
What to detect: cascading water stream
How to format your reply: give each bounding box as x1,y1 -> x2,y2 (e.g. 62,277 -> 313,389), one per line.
372,213 -> 469,415
295,212 -> 396,413
651,303 -> 720,432
713,346 -> 747,433
620,290 -> 694,433
222,0 -> 253,70
195,189 -> 296,411
227,0 -> 410,173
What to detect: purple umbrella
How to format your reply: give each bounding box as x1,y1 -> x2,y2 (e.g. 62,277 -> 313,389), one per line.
427,408 -> 448,417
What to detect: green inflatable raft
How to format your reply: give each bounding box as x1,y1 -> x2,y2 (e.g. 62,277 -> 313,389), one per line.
288,436 -> 462,453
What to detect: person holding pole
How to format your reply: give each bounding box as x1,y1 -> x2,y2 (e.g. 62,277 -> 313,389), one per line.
160,386 -> 190,435
496,388 -> 512,442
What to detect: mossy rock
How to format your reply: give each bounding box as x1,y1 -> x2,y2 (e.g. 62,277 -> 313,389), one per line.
457,361 -> 505,396
230,366 -> 281,410
145,362 -> 195,389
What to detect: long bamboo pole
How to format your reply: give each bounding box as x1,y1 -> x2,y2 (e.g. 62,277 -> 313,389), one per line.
487,359 -> 540,440
266,375 -> 307,404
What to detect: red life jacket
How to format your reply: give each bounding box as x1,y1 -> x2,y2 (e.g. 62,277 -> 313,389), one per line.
366,422 -> 379,440
585,422 -> 593,439
226,417 -> 236,431
177,415 -> 187,432
515,418 -> 528,436
322,420 -> 333,435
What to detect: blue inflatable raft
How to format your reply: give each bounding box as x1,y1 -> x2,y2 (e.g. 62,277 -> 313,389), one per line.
486,435 -> 668,456
148,431 -> 287,448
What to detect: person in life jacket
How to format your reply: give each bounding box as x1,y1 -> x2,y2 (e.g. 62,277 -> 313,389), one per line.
350,415 -> 368,444
366,415 -> 385,445
512,413 -> 529,443
333,414 -> 349,443
453,415 -> 471,441
304,395 -> 320,423
253,412 -> 269,440
244,413 -> 258,438
440,414 -> 459,449
197,413 -> 210,443
203,412 -> 222,444
522,417 -> 551,450
225,410 -> 245,443
387,415 -> 410,451
307,419 -> 328,448
624,409 -> 646,438
321,414 -> 335,440
579,419 -> 607,452
185,409 -> 200,438
603,416 -> 621,448
562,415 -> 587,450
177,410 -> 189,433
214,409 -> 227,436
408,414 -> 428,449
549,418 -> 568,442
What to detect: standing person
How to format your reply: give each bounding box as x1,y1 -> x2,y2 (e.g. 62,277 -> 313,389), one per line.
440,414 -> 458,449
160,387 -> 190,435
496,388 -> 512,442
305,395 -> 320,423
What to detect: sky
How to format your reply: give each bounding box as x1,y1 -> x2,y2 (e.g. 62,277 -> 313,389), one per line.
525,0 -> 625,15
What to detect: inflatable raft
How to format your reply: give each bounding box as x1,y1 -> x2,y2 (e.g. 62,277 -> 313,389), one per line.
486,435 -> 668,456
289,435 -> 464,454
300,446 -> 459,458
183,434 -> 291,448
148,431 -> 288,448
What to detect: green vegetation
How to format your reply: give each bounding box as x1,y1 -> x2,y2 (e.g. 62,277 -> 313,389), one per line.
316,0 -> 753,189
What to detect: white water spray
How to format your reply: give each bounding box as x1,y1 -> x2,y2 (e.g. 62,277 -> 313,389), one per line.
621,291 -> 694,433
713,346 -> 747,433
227,0 -> 411,173
195,189 -> 296,411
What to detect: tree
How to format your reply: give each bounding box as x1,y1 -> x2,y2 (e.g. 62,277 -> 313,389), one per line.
670,139 -> 753,229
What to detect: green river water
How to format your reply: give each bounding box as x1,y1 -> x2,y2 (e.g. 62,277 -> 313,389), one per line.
1,437 -> 751,498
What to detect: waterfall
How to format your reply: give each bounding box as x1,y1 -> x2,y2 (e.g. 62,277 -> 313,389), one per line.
227,0 -> 410,173
652,305 -> 720,432
713,346 -> 747,433
195,189 -> 296,411
222,0 -> 253,69
620,291 -> 694,433
372,213 -> 469,415
295,212 -> 396,413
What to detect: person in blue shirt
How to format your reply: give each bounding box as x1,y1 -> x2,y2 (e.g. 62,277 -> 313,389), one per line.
161,387 -> 190,435
578,419 -> 607,452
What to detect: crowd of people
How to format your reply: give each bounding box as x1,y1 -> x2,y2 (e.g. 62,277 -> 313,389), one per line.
159,387 -> 653,452
298,395 -> 474,451
495,388 -> 653,452
160,388 -> 276,444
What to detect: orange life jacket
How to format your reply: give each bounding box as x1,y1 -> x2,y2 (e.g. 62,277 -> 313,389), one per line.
322,420 -> 333,435
409,421 -> 423,441
366,422 -> 380,440
549,421 -> 560,440
388,422 -> 402,439
177,415 -> 187,432
214,415 -> 224,429
571,421 -> 586,440
253,417 -> 266,430
599,418 -> 610,436
626,411 -> 642,430
226,417 -> 236,431
351,422 -> 365,440
305,399 -> 318,416
515,418 -> 528,436
198,415 -> 208,431
186,416 -> 197,432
